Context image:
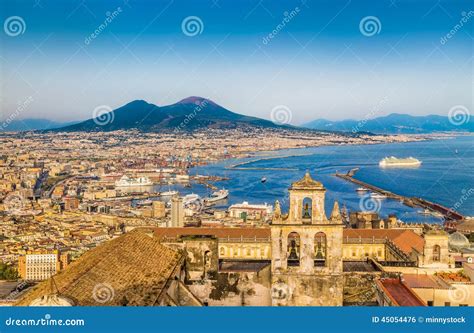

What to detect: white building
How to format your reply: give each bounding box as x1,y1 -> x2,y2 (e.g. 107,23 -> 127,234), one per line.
229,202 -> 273,221
19,252 -> 58,281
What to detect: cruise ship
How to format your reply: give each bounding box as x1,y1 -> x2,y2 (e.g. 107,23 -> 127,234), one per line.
115,175 -> 153,187
379,156 -> 421,168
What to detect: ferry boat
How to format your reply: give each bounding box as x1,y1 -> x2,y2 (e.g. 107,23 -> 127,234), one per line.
115,175 -> 153,187
379,156 -> 421,168
183,193 -> 203,211
356,187 -> 368,193
370,193 -> 386,200
204,189 -> 229,203
183,193 -> 200,205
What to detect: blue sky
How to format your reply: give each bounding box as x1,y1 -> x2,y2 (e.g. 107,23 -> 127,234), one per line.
0,0 -> 472,124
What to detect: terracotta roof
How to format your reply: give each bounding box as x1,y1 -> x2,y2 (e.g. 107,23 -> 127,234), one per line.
343,229 -> 424,255
403,274 -> 449,289
377,278 -> 426,306
154,227 -> 271,239
16,230 -> 183,306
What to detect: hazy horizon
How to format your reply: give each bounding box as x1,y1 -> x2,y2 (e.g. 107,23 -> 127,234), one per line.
1,0 -> 472,124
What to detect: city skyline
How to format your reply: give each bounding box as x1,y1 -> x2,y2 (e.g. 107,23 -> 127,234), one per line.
1,0 -> 472,124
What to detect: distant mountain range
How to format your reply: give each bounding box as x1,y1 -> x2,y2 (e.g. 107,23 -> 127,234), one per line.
2,100 -> 471,134
55,97 -> 290,132
303,113 -> 473,134
0,119 -> 78,132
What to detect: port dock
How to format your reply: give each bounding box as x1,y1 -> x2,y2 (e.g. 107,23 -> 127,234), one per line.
335,169 -> 464,221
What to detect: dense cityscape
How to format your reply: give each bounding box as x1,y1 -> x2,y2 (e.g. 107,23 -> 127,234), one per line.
0,128 -> 472,307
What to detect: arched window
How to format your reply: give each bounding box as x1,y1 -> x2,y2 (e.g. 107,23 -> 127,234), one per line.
204,251 -> 212,268
219,247 -> 225,256
433,245 -> 441,262
287,232 -> 300,267
314,232 -> 326,267
302,197 -> 312,220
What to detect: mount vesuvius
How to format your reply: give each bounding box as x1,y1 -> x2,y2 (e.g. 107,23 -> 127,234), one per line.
56,97 -> 289,132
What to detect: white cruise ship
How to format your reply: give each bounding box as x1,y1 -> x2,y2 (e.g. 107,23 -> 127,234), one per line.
379,156 -> 421,168
115,175 -> 153,187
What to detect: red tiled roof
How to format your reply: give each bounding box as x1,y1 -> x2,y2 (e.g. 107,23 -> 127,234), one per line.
343,229 -> 424,255
403,274 -> 448,289
154,227 -> 271,239
377,278 -> 426,306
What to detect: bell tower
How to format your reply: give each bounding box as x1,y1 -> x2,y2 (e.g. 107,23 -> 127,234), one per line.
271,172 -> 344,306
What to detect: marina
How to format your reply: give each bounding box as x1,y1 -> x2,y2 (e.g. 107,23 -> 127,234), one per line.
335,169 -> 465,221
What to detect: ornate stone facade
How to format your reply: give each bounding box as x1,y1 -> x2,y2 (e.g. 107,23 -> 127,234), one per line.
271,172 -> 344,306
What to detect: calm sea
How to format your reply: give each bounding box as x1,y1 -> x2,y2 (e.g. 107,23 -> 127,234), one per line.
185,136 -> 473,224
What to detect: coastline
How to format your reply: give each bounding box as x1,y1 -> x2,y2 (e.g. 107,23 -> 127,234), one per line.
195,136 -> 473,219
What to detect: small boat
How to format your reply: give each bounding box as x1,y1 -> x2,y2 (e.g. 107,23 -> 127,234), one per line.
356,187 -> 368,193
418,209 -> 432,216
161,190 -> 178,197
136,199 -> 153,206
370,193 -> 386,200
183,193 -> 200,205
204,189 -> 229,204
261,177 -> 267,183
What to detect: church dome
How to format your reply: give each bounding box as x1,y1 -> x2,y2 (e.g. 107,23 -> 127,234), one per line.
30,293 -> 74,306
448,232 -> 470,250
